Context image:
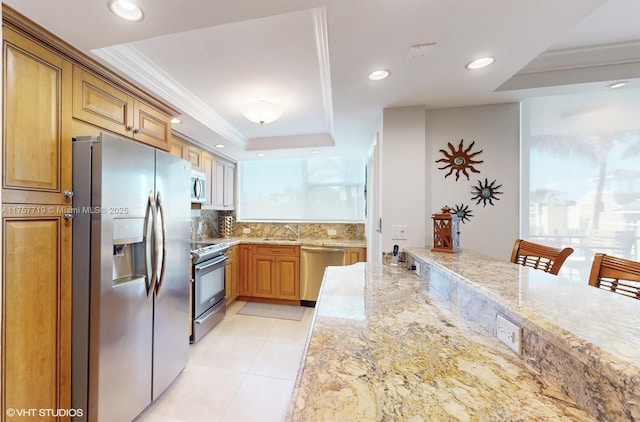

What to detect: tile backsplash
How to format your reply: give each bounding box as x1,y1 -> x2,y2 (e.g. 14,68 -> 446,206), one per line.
192,209 -> 365,241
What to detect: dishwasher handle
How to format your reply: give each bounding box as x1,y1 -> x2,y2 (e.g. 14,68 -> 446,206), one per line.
301,245 -> 346,254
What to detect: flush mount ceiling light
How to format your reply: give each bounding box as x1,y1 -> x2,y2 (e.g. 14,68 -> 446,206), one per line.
242,100 -> 283,125
368,70 -> 390,81
214,144 -> 224,148
108,0 -> 144,22
607,81 -> 627,89
170,117 -> 182,124
465,56 -> 495,70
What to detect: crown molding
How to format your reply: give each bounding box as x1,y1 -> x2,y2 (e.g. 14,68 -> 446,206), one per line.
92,44 -> 247,148
245,133 -> 334,151
312,7 -> 335,138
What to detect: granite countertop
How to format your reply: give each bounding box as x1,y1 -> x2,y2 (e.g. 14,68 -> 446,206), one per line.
404,247 -> 640,368
199,237 -> 366,248
287,263 -> 596,421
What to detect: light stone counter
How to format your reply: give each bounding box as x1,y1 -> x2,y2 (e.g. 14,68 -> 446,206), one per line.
287,262 -> 597,421
200,237 -> 366,248
402,248 -> 640,421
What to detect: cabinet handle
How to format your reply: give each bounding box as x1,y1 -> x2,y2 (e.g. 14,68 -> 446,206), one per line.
64,190 -> 74,198
126,125 -> 134,132
64,213 -> 74,220
133,128 -> 141,134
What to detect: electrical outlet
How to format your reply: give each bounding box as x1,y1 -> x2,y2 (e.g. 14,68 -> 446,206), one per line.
496,314 -> 522,355
328,229 -> 337,236
242,228 -> 251,234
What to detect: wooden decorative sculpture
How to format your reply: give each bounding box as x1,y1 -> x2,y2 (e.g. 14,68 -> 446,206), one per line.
436,139 -> 483,181
451,203 -> 473,224
431,206 -> 461,253
471,178 -> 503,207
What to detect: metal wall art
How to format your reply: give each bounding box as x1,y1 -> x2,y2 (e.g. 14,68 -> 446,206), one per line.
450,203 -> 474,223
471,178 -> 503,207
436,139 -> 483,181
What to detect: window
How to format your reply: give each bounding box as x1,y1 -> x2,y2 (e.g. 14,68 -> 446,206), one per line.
237,157 -> 365,222
521,89 -> 640,277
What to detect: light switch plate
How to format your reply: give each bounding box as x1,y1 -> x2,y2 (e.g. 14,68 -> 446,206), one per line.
242,228 -> 251,234
496,314 -> 522,355
392,225 -> 407,240
328,229 -> 337,236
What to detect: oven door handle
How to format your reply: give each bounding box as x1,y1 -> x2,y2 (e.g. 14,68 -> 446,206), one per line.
194,254 -> 227,271
154,191 -> 168,298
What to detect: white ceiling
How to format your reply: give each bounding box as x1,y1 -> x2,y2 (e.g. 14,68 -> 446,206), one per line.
4,0 -> 640,161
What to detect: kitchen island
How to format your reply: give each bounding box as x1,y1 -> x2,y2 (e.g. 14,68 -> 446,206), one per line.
287,252 -> 640,421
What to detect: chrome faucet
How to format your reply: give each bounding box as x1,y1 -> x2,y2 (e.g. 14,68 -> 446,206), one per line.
284,224 -> 300,240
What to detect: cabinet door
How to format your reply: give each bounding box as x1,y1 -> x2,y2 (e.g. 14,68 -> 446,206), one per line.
253,255 -> 276,298
224,164 -> 235,208
346,247 -> 367,265
186,145 -> 202,171
169,136 -> 188,159
2,208 -> 72,416
132,100 -> 171,151
72,65 -> 133,137
213,159 -> 225,208
3,28 -> 72,205
201,152 -> 214,208
275,256 -> 300,300
239,245 -> 253,296
225,246 -> 239,304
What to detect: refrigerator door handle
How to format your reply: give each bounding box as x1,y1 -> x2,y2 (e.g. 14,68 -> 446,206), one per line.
146,190 -> 159,301
155,191 -> 168,298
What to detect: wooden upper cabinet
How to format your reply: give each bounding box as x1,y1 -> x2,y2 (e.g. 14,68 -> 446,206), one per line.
2,27 -> 72,205
169,136 -> 188,159
133,100 -> 171,151
213,158 -> 235,210
201,151 -> 214,208
186,145 -> 202,171
72,66 -> 170,151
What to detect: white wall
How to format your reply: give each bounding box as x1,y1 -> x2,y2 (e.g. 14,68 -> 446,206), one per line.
379,103 -> 520,260
381,106 -> 427,252
426,103 -> 520,260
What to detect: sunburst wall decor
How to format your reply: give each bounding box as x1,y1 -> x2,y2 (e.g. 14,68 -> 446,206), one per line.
436,139 -> 483,181
471,178 -> 503,207
450,203 -> 474,223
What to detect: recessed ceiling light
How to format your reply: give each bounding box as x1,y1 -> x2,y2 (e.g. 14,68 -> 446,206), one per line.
108,0 -> 144,22
368,70 -> 390,81
607,81 -> 627,89
465,56 -> 495,70
170,117 -> 181,124
215,144 -> 224,148
311,150 -> 320,154
257,153 -> 265,157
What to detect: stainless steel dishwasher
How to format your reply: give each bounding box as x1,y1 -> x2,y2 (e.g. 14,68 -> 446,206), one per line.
300,246 -> 346,306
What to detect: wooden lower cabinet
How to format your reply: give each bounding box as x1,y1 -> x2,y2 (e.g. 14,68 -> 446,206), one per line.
238,244 -> 254,296
239,244 -> 300,302
225,245 -> 239,304
2,207 -> 72,420
252,254 -> 300,301
346,247 -> 367,265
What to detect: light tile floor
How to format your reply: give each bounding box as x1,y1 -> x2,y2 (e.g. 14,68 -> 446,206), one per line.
136,301 -> 314,422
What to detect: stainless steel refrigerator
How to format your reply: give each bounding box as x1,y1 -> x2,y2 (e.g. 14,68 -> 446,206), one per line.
71,132 -> 191,421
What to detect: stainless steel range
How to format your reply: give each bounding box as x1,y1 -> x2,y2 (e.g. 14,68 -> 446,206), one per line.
190,242 -> 230,343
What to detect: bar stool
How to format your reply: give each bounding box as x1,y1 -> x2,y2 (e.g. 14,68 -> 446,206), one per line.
510,239 -> 574,275
588,253 -> 640,300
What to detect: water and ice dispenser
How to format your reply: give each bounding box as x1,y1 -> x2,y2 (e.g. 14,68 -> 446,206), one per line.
112,218 -> 147,285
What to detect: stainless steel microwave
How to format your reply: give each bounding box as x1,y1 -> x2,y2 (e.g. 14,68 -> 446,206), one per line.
190,170 -> 206,203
